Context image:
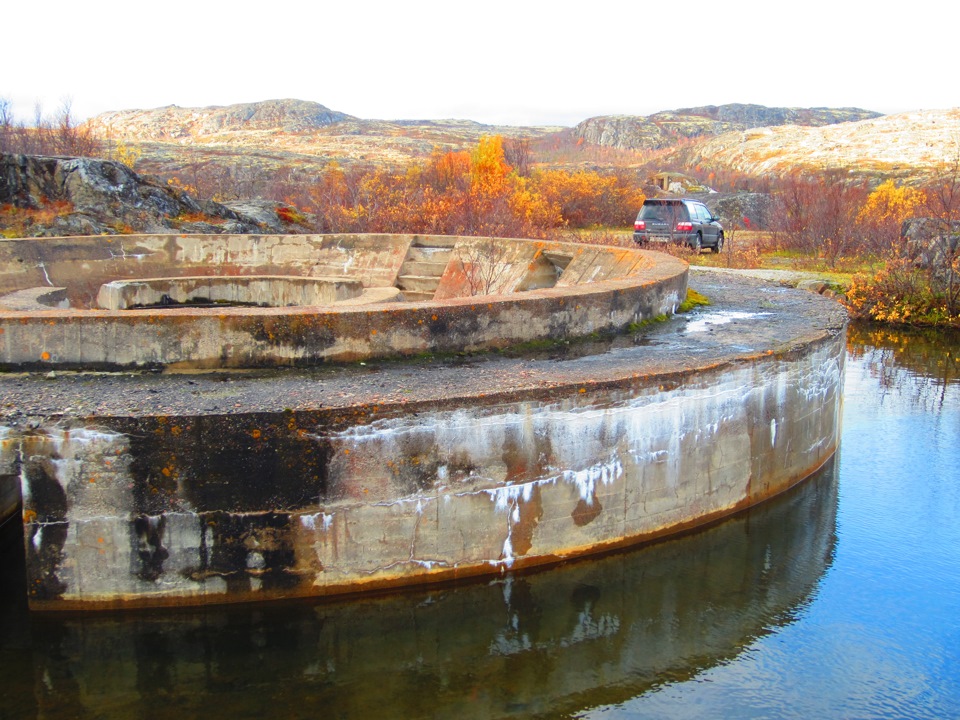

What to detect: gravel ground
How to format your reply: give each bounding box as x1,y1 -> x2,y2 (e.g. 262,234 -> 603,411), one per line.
0,272 -> 848,423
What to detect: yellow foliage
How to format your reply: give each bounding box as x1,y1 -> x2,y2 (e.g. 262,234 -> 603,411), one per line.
508,175 -> 563,228
114,141 -> 142,169
857,180 -> 924,227
302,136 -> 646,237
471,135 -> 510,198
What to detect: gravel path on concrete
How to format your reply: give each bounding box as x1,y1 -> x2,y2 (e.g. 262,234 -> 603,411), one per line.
0,273 -> 848,423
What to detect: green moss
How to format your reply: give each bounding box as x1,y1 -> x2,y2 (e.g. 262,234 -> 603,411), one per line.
627,314 -> 669,333
678,288 -> 710,313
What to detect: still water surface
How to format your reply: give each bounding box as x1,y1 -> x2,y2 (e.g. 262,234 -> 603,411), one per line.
1,324 -> 958,719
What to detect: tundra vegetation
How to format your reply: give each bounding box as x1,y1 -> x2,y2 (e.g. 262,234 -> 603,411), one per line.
1,100 -> 958,327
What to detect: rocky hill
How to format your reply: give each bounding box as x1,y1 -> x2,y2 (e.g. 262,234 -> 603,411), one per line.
677,108 -> 960,180
75,98 -> 960,185
0,153 -> 313,236
88,99 -> 356,140
85,99 -> 561,175
573,104 -> 881,151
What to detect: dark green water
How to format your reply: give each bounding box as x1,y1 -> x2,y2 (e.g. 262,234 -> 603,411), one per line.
1,324 -> 958,719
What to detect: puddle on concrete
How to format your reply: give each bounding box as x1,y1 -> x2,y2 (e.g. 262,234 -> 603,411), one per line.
684,311 -> 772,334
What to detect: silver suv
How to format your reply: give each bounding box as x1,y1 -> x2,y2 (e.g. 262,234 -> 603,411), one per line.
633,198 -> 724,253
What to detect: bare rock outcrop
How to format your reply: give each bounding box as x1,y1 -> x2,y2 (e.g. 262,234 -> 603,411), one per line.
0,153 -> 312,236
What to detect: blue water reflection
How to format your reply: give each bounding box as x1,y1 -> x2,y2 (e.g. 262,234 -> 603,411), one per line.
596,326 -> 960,719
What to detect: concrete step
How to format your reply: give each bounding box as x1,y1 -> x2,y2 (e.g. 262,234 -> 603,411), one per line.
399,290 -> 436,302
397,274 -> 442,293
411,236 -> 458,248
407,246 -> 454,264
400,260 -> 449,277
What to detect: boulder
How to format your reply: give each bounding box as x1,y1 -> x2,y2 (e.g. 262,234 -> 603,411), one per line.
901,217 -> 960,274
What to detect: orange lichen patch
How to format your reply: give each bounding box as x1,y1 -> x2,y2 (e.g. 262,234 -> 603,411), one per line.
250,429 -> 262,440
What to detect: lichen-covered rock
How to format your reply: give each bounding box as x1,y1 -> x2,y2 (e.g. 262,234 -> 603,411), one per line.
0,153 -> 311,237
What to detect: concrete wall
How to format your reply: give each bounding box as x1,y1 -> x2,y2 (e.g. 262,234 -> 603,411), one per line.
96,275 -> 367,310
0,233 -> 413,305
5,329 -> 844,610
0,234 -> 687,369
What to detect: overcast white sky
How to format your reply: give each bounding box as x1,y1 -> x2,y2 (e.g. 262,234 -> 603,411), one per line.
5,0 -> 955,127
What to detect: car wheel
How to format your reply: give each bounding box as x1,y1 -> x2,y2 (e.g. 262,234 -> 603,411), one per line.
693,234 -> 702,253
712,234 -> 724,254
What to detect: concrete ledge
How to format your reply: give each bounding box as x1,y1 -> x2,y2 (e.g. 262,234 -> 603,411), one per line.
0,286 -> 68,311
96,275 -> 366,310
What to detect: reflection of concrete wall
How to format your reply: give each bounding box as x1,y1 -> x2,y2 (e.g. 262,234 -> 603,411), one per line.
0,427 -> 19,528
1,462 -> 838,717
0,234 -> 686,369
7,329 -> 844,610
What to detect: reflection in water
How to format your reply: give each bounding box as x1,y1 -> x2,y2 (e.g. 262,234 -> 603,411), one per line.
594,323 -> 960,719
0,459 -> 837,719
847,323 -> 959,410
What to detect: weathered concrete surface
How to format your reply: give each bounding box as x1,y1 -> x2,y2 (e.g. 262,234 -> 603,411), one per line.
1,273 -> 847,610
0,233 -> 414,306
0,234 -> 686,369
96,275 -> 366,310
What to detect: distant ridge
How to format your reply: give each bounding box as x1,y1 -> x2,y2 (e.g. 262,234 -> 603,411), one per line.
77,99 -> 956,181
574,104 -> 882,151
87,99 -> 356,140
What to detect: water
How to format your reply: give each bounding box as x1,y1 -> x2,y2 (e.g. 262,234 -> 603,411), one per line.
1,324 -> 958,719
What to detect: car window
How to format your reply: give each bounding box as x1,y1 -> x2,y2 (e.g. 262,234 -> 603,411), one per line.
640,203 -> 683,222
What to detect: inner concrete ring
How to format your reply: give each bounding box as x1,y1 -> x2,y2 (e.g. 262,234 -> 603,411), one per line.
0,234 -> 688,370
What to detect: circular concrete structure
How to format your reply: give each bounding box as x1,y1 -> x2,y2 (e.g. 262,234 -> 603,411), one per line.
0,233 -> 687,369
0,234 -> 846,611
